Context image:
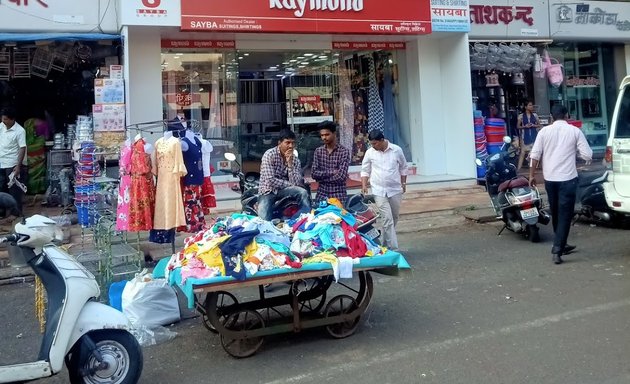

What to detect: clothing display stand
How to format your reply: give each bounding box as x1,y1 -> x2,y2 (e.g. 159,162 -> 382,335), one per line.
72,144 -> 143,302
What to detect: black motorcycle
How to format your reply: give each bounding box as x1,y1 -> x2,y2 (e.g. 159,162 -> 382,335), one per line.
574,168 -> 613,224
477,136 -> 550,242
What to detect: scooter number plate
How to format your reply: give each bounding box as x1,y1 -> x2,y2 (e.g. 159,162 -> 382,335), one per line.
520,207 -> 539,220
366,227 -> 380,240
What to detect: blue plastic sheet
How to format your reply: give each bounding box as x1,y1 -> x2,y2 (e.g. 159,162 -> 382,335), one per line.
153,251 -> 411,308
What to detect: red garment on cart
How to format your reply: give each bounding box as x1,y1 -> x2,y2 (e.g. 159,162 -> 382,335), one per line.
335,221 -> 367,258
128,139 -> 156,231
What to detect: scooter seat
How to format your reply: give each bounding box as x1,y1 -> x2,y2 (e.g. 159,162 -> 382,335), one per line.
578,170 -> 606,187
498,176 -> 530,192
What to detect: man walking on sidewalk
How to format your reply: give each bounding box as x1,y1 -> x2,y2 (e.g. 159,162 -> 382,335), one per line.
361,130 -> 408,250
528,105 -> 592,264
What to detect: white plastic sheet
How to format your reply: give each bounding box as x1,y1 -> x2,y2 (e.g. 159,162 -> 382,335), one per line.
121,270 -> 181,328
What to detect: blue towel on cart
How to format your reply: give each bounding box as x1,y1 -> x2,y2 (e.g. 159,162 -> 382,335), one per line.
153,251 -> 411,309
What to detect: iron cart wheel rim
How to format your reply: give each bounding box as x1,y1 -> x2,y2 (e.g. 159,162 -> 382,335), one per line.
201,291 -> 239,333
324,294 -> 361,339
220,309 -> 266,358
289,276 -> 333,314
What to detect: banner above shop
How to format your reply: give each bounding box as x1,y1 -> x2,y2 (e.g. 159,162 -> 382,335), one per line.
430,0 -> 471,32
180,0 -> 432,34
550,1 -> 630,41
161,39 -> 236,49
468,0 -> 550,40
332,41 -> 406,50
120,0 -> 181,27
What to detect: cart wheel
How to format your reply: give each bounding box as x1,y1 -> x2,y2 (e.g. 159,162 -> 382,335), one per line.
290,277 -> 330,314
202,291 -> 238,334
324,294 -> 360,339
220,309 -> 265,358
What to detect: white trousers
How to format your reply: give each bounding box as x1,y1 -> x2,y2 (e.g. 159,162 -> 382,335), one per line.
375,193 -> 403,250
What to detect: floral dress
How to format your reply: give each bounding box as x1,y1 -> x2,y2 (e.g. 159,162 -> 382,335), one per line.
128,139 -> 156,231
115,142 -> 132,231
178,136 -> 206,233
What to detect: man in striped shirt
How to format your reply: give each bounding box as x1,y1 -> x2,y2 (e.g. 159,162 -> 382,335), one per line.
311,121 -> 351,205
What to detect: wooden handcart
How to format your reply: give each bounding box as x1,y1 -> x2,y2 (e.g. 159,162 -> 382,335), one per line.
192,267 -> 381,358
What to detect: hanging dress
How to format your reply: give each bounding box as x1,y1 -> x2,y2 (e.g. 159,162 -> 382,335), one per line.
128,139 -> 156,231
200,138 -> 217,215
116,142 -> 132,231
152,136 -> 187,230
179,136 -> 206,233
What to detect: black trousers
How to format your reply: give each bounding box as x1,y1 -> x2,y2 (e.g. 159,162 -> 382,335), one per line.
0,167 -> 27,217
544,177 -> 578,253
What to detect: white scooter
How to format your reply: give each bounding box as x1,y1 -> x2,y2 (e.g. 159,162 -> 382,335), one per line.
0,215 -> 143,384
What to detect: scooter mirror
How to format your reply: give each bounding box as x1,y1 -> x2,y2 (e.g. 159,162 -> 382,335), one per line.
503,136 -> 512,144
475,158 -> 483,166
224,152 -> 237,162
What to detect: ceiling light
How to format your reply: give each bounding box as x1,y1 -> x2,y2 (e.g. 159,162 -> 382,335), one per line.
282,62 -> 290,65
297,56 -> 305,59
276,74 -> 284,77
298,65 -> 306,68
319,55 -> 327,59
304,53 -> 314,56
243,53 -> 250,56
333,53 -> 340,56
301,62 -> 309,65
269,66 -> 278,70
238,57 -> 244,60
290,59 -> 298,63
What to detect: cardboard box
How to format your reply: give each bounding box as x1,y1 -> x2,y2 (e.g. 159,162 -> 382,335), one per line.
93,103 -> 126,132
94,78 -> 124,104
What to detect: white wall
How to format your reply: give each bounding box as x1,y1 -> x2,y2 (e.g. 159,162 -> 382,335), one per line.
0,0 -> 118,33
123,26 -> 163,131
626,45 -> 630,76
406,35 -> 476,178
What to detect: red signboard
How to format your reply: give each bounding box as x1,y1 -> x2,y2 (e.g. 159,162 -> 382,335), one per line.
298,95 -> 321,106
165,93 -> 202,106
332,41 -> 406,50
181,0 -> 431,35
161,39 -> 236,49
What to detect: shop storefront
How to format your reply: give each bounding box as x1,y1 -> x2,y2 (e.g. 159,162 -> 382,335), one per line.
0,1 -> 120,199
548,0 -> 630,156
468,0 -> 552,138
120,0 -> 477,187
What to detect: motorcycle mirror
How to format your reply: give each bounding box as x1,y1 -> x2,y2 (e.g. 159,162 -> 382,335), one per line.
224,152 -> 237,162
475,158 -> 483,166
503,136 -> 512,144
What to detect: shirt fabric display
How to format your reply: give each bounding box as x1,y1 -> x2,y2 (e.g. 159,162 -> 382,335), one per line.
152,136 -> 188,230
338,69 -> 355,152
311,144 -> 351,203
115,142 -> 132,231
367,56 -> 385,133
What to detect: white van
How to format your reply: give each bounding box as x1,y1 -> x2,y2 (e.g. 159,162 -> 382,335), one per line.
603,75 -> 630,214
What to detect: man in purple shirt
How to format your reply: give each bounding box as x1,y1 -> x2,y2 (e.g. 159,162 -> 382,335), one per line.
311,121 -> 351,204
529,104 -> 593,265
258,129 -> 311,221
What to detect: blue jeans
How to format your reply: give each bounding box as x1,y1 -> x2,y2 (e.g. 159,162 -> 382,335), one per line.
545,177 -> 578,253
258,186 -> 311,221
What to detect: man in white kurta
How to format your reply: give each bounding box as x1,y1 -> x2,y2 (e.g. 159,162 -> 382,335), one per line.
361,130 -> 408,250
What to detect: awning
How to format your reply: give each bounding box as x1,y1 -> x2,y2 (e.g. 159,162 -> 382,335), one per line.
0,33 -> 121,43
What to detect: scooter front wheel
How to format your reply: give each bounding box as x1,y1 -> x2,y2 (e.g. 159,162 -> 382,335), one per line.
66,330 -> 143,384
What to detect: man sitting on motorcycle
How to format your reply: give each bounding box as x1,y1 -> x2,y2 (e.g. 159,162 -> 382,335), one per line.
258,129 -> 311,221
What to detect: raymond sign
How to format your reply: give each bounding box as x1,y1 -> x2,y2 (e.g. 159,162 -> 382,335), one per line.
181,0 -> 432,34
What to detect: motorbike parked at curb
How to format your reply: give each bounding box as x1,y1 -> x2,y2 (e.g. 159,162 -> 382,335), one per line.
0,215 -> 143,384
477,136 -> 550,242
574,167 -> 614,224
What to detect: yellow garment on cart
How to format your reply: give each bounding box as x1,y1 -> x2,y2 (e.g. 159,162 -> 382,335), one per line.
196,235 -> 230,276
196,235 -> 230,255
302,251 -> 340,281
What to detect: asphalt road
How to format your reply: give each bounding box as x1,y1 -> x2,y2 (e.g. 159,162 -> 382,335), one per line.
1,220 -> 629,384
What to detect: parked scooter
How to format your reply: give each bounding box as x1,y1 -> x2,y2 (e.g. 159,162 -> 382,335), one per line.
574,167 -> 614,223
0,215 -> 143,384
477,136 -> 550,242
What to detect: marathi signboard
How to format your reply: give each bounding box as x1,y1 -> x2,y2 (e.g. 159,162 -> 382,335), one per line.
430,0 -> 470,32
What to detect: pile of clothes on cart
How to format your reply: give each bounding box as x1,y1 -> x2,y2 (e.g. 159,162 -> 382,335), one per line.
164,199 -> 386,283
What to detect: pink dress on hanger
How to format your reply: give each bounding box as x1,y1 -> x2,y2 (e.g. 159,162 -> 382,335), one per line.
116,142 -> 132,231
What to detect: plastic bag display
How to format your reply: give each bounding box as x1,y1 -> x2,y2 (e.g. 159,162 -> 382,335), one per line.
543,50 -> 564,87
121,270 -> 181,328
130,324 -> 178,347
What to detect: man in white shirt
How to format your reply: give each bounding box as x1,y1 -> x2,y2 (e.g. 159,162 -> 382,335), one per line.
361,130 -> 408,250
529,105 -> 592,265
0,107 -> 27,218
